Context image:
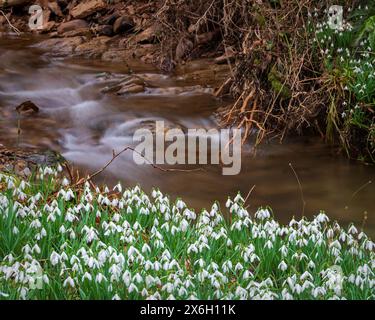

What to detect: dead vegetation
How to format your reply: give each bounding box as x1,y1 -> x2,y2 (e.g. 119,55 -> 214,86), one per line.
154,0 -> 359,150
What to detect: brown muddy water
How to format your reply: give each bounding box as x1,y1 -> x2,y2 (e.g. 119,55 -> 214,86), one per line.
1,35 -> 375,235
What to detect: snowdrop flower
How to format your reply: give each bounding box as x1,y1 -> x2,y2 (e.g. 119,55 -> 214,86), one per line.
256,209 -> 271,220
225,198 -> 232,208
63,276 -> 75,288
235,262 -> 244,272
264,240 -> 273,249
348,225 -> 358,235
278,261 -> 288,272
50,252 -> 60,266
13,226 -> 19,235
128,283 -> 138,293
62,178 -> 70,187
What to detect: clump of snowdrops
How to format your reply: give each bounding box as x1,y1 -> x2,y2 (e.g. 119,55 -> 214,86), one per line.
0,166 -> 374,300
312,3 -> 375,161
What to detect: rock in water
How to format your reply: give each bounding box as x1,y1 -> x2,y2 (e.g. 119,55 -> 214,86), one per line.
16,101 -> 39,115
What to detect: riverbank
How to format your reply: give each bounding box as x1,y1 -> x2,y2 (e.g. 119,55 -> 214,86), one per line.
0,167 -> 374,300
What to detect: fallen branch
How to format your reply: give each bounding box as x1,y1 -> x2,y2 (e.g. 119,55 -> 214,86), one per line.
0,10 -> 21,35
74,146 -> 206,187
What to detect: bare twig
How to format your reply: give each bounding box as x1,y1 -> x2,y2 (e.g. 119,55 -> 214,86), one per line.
0,10 -> 21,35
289,162 -> 306,218
74,146 -> 205,187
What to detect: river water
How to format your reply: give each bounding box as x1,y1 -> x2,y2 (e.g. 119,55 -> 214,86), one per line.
1,35 -> 374,235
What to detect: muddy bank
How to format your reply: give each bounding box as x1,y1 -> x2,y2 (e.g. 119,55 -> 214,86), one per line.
0,145 -> 64,178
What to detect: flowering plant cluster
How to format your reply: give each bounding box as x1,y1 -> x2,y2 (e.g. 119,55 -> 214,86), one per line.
0,167 -> 374,300
312,3 -> 375,160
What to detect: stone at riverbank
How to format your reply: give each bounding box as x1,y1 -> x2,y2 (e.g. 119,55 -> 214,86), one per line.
57,20 -> 89,34
70,0 -> 107,19
0,147 -> 65,178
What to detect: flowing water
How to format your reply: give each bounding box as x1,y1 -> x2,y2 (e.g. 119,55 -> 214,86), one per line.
1,35 -> 375,235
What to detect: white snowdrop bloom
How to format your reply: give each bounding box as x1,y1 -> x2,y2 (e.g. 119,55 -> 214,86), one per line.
348,225 -> 358,235
195,259 -> 205,268
243,270 -> 253,280
82,272 -> 92,282
43,167 -> 54,175
256,209 -> 271,220
122,271 -> 132,287
348,274 -> 355,283
171,225 -> 179,235
312,287 -> 326,298
151,189 -> 158,198
264,240 -> 273,249
65,189 -> 75,201
19,287 -> 28,300
178,287 -> 187,297
151,261 -> 161,272
358,232 -> 366,240
50,252 -> 60,266
364,240 -> 374,251
225,198 -> 232,208
289,218 -> 297,227
281,288 -> 293,300
111,294 -> 121,300
339,232 -> 346,242
159,204 -> 167,214
62,178 -> 70,187
133,273 -> 143,284
187,243 -> 198,254
13,226 -> 19,235
32,244 -> 41,255
40,228 -> 47,237
162,282 -> 174,294
234,194 -> 244,203
111,198 -> 119,207
30,219 -> 41,229
47,213 -> 56,222
226,239 -> 233,247
113,183 -> 122,193
235,262 -> 244,272
230,203 -> 239,213
60,252 -> 68,261
278,261 -> 288,272
294,283 -> 303,295
128,283 -> 138,294
308,261 -> 316,269
59,225 -> 66,234
285,276 -> 296,291
301,271 -> 313,282
279,245 -> 288,257
184,208 -> 196,220
84,227 -> 98,243
180,219 -> 189,232
326,228 -> 334,238
22,243 -> 31,254
63,276 -> 75,288
330,240 -> 342,250
142,243 -> 151,255
222,260 -> 232,273
95,273 -> 106,284
69,230 -> 76,240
